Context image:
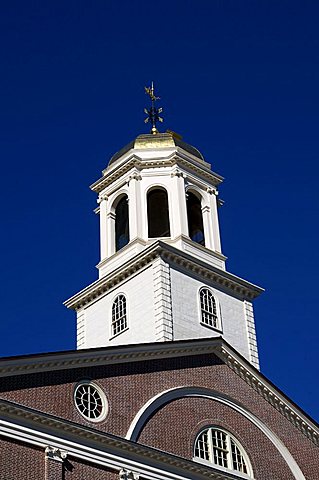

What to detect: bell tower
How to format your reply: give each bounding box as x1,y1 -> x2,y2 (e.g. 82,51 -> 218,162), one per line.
64,85 -> 263,369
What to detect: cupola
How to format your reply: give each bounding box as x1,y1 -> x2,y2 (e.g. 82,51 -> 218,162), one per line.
92,129 -> 225,279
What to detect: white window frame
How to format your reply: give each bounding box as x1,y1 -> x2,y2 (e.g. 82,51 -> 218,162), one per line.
194,427 -> 253,478
111,294 -> 128,338
74,381 -> 108,423
199,287 -> 222,331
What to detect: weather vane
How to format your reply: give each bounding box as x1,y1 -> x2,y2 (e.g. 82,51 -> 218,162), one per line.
144,82 -> 163,134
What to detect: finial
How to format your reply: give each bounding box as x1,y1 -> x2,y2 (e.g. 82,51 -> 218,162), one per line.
144,82 -> 163,134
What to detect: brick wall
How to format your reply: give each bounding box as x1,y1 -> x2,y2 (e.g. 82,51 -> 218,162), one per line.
0,437 -> 118,480
0,437 -> 43,480
64,457 -> 117,480
0,354 -> 317,478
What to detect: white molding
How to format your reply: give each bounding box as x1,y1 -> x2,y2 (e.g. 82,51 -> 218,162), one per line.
193,427 -> 253,479
90,153 -> 223,194
73,380 -> 109,423
0,399 -> 236,480
126,387 -> 306,480
64,241 -> 263,311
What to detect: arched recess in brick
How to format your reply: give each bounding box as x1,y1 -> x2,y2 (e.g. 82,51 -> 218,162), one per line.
126,386 -> 305,480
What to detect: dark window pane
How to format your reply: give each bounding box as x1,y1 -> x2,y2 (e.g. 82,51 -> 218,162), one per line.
147,189 -> 170,238
187,192 -> 205,246
115,196 -> 129,251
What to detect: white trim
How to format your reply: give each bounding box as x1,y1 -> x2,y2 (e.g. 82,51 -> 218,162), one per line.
0,407 -> 235,480
109,190 -> 130,213
64,241 -> 263,311
194,426 -> 253,478
90,151 -> 223,194
111,293 -> 128,338
185,184 -> 204,200
198,286 -> 222,332
126,387 -> 306,480
74,380 -> 108,423
0,420 -> 185,480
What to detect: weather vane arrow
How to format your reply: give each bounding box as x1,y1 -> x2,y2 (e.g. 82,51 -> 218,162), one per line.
144,82 -> 163,134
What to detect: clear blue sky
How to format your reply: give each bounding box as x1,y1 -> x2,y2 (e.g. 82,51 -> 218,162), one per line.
0,1 -> 318,422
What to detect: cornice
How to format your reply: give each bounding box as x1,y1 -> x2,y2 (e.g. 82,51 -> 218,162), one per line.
0,337 -> 225,378
0,398 -> 237,480
64,241 -> 263,312
161,245 -> 263,299
90,152 -> 223,194
216,344 -> 319,448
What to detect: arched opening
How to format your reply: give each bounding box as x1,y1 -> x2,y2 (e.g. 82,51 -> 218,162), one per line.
186,191 -> 205,246
126,386 -> 306,480
115,195 -> 129,252
147,188 -> 170,238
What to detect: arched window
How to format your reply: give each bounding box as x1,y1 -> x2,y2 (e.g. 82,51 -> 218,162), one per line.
199,288 -> 220,329
186,191 -> 205,246
147,188 -> 170,238
111,294 -> 127,336
115,195 -> 129,252
194,427 -> 253,477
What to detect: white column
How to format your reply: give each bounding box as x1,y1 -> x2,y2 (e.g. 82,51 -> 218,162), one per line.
106,211 -> 116,256
208,188 -> 222,253
128,171 -> 142,240
99,196 -> 108,261
170,169 -> 188,238
202,203 -> 214,250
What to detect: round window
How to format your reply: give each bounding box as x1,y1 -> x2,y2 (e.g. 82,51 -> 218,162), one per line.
74,381 -> 108,422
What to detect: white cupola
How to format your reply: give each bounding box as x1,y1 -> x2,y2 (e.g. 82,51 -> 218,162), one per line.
92,131 -> 225,279
65,87 -> 263,369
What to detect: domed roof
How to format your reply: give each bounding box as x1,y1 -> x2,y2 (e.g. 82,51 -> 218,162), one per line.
109,132 -> 205,165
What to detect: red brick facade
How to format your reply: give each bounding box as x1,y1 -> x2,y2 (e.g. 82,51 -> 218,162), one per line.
0,437 -> 44,480
63,458 -> 117,480
0,351 -> 318,479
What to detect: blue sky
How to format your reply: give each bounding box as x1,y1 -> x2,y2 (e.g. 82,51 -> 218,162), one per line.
0,1 -> 318,422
